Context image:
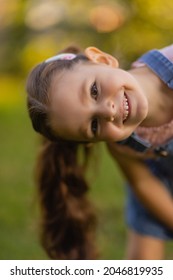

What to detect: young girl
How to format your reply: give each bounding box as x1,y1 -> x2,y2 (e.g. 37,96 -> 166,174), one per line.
26,44 -> 173,260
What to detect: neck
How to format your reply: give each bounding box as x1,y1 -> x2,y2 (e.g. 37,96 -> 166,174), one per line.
129,66 -> 173,127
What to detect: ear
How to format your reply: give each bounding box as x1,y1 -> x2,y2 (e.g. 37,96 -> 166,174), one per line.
84,47 -> 119,68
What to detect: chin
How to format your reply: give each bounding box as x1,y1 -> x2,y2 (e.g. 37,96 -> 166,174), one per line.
139,97 -> 148,119
139,109 -> 148,126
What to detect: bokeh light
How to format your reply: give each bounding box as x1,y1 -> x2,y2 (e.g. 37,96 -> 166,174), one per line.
89,4 -> 125,33
25,0 -> 65,30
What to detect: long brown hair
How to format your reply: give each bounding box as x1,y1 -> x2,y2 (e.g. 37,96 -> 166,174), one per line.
26,47 -> 98,259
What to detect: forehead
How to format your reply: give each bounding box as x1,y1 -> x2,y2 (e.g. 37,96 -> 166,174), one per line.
51,61 -> 92,90
50,62 -> 91,104
50,60 -> 108,97
49,62 -> 93,140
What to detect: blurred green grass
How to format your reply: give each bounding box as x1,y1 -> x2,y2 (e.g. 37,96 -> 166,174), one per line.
0,75 -> 126,259
0,76 -> 173,260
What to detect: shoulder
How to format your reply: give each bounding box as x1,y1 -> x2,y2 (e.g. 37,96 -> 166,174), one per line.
159,44 -> 173,62
132,44 -> 173,67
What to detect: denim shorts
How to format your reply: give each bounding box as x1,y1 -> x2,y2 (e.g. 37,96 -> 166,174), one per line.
126,155 -> 173,240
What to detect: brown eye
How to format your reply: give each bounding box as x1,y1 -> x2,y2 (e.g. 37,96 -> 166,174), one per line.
91,118 -> 98,136
90,81 -> 98,100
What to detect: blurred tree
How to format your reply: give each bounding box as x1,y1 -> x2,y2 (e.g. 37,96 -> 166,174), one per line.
0,0 -> 173,74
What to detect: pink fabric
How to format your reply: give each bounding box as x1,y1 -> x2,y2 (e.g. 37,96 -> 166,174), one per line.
161,44 -> 173,61
134,45 -> 173,146
136,120 -> 173,146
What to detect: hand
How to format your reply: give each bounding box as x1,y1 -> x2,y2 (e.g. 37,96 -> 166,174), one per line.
107,142 -> 157,161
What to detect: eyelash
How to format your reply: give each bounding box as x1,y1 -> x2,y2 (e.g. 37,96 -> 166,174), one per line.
91,81 -> 98,100
90,81 -> 99,136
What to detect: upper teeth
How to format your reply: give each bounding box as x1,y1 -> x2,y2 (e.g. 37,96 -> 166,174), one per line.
123,94 -> 129,122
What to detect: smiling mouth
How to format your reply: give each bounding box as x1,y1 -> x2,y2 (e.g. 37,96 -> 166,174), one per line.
123,93 -> 130,122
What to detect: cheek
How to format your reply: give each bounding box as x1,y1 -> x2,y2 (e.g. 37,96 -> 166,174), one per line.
100,123 -> 121,141
106,77 -> 122,92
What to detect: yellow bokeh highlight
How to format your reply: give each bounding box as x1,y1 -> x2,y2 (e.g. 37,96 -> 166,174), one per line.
0,75 -> 25,109
135,0 -> 173,29
89,4 -> 125,33
21,34 -> 61,73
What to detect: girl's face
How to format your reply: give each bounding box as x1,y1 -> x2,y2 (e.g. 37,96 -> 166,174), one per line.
49,48 -> 148,143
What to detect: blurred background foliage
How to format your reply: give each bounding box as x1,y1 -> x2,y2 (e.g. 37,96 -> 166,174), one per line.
0,0 -> 173,259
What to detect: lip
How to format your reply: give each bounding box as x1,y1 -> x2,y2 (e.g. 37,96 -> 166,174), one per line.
123,92 -> 130,123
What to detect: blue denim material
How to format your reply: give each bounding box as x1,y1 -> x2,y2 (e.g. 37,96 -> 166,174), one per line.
126,153 -> 173,239
126,49 -> 173,239
139,50 -> 173,89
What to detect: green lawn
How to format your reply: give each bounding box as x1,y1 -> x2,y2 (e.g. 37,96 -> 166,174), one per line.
0,76 -> 173,259
0,103 -> 126,259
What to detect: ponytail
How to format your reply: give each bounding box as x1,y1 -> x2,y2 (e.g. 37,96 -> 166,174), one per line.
36,138 -> 97,259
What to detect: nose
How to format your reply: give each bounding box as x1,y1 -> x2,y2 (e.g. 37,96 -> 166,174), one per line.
97,99 -> 116,121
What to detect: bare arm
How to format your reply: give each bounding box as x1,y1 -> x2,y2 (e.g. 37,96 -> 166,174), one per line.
107,142 -> 173,231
